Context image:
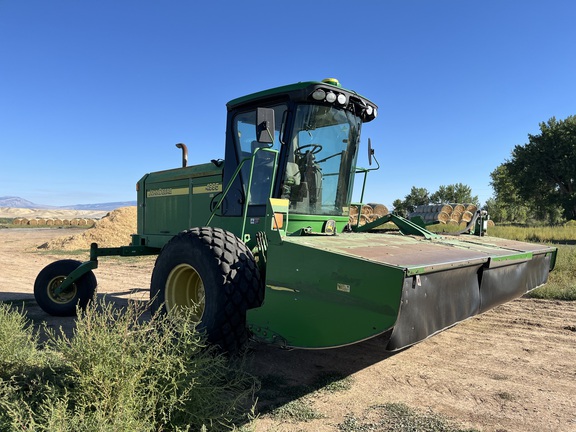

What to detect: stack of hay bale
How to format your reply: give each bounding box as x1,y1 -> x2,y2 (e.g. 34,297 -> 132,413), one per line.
409,203 -> 479,227
349,203 -> 389,226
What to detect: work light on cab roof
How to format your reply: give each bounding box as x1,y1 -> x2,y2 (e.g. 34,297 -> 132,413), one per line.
309,78 -> 377,120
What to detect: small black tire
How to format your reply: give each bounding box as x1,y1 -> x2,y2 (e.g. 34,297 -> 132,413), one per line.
150,227 -> 262,352
34,259 -> 97,316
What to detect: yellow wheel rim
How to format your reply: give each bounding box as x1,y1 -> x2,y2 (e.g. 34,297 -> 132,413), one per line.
165,263 -> 205,321
47,276 -> 77,304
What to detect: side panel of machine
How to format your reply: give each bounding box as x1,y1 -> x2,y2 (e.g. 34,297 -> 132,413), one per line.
138,165 -> 223,248
247,239 -> 405,348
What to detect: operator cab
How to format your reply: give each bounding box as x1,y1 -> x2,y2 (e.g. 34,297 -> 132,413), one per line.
221,79 -> 378,230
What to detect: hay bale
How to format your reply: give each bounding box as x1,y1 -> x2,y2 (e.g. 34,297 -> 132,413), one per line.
465,204 -> 477,214
438,211 -> 451,223
349,205 -> 359,217
461,211 -> 474,223
361,205 -> 373,216
487,219 -> 495,228
28,219 -> 38,226
53,219 -> 63,226
358,214 -> 370,226
367,203 -> 389,217
441,204 -> 453,215
450,211 -> 462,223
36,219 -> 46,226
451,204 -> 465,214
13,218 -> 25,225
62,219 -> 71,225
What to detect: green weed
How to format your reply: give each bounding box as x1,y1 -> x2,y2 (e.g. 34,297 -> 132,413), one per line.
269,398 -> 324,422
338,402 -> 479,432
0,299 -> 258,431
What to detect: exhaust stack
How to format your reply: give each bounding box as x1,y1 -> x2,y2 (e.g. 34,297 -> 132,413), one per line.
175,143 -> 188,168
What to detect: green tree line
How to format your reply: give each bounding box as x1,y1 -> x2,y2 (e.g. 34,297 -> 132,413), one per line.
392,115 -> 575,224
487,115 -> 575,224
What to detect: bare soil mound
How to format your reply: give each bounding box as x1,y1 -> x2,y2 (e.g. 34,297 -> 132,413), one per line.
37,207 -> 137,250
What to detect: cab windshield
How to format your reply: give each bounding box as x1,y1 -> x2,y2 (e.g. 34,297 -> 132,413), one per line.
281,104 -> 361,216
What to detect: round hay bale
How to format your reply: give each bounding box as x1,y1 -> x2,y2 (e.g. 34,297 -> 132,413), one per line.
461,211 -> 474,223
441,204 -> 453,215
359,214 -> 370,226
438,211 -> 451,223
451,204 -> 465,214
28,219 -> 38,226
369,214 -> 381,223
349,206 -> 359,217
13,218 -> 25,225
348,215 -> 358,226
53,219 -> 63,226
46,219 -> 54,226
447,220 -> 459,226
459,221 -> 468,228
450,211 -> 462,223
367,203 -> 389,217
487,219 -> 495,228
36,219 -> 46,226
361,205 -> 373,216
62,219 -> 71,225
77,219 -> 88,226
465,204 -> 477,213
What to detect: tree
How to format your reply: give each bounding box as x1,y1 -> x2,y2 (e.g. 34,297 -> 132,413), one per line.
430,183 -> 479,205
392,187 -> 430,217
488,164 -> 530,223
505,115 -> 576,221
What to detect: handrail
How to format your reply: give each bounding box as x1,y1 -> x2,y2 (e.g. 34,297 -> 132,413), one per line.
206,147 -> 279,241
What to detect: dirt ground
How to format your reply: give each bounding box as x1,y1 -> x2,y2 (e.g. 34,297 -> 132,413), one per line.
1,227 -> 575,432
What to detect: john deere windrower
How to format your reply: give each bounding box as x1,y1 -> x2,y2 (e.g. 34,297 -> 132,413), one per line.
34,79 -> 557,352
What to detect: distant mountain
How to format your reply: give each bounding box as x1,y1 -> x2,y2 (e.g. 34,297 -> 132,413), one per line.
0,196 -> 136,211
65,201 -> 137,211
0,196 -> 44,208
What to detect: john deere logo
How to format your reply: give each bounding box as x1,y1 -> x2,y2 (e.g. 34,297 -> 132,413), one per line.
147,187 -> 189,198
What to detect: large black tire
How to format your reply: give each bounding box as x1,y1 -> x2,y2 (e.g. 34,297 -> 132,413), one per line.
150,227 -> 262,352
34,259 -> 97,316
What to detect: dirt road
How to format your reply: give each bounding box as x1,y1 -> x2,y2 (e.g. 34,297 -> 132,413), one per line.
1,228 -> 575,431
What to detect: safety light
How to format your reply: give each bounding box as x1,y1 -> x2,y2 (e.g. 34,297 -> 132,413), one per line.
325,91 -> 337,103
312,89 -> 326,101
322,77 -> 341,87
365,105 -> 373,116
337,93 -> 347,105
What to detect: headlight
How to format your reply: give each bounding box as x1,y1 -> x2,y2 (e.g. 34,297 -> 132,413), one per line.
312,89 -> 326,101
325,91 -> 337,103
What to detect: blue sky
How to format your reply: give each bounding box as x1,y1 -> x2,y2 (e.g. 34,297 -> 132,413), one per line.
1,0 -> 574,208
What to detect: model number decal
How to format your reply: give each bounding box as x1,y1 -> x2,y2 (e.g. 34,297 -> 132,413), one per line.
193,183 -> 222,194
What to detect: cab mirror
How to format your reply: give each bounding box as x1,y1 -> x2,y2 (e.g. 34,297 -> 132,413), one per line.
257,107 -> 275,143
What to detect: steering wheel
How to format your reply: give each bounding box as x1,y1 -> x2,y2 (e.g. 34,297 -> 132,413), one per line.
295,144 -> 323,156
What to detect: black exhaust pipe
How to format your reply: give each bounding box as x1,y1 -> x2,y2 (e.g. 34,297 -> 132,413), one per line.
175,143 -> 188,168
